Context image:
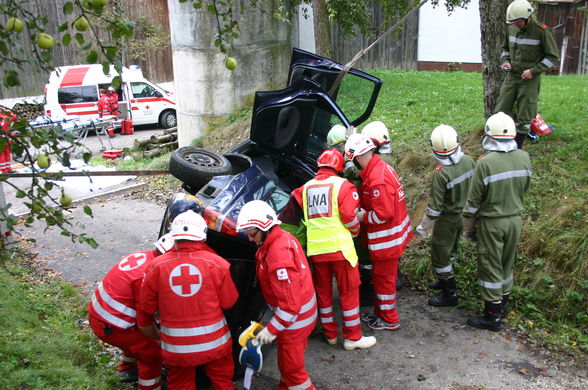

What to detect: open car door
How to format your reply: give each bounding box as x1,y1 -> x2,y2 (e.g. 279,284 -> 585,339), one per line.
249,77 -> 352,167
287,48 -> 382,127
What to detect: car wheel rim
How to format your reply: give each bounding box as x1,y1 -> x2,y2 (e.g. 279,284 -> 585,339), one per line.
167,114 -> 177,127
185,152 -> 222,167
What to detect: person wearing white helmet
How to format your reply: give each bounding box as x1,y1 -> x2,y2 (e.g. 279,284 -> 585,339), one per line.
416,125 -> 476,307
138,210 -> 239,390
495,0 -> 559,149
291,149 -> 377,351
88,235 -> 173,388
345,133 -> 413,331
463,112 -> 532,332
236,200 -> 318,390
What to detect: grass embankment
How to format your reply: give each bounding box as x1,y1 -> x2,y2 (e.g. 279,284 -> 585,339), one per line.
0,254 -> 125,389
364,70 -> 587,361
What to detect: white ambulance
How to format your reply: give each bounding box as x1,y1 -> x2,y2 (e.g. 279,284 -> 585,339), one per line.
43,64 -> 177,128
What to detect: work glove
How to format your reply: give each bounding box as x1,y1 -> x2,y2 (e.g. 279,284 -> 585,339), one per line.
462,216 -> 477,242
255,327 -> 276,345
416,215 -> 433,237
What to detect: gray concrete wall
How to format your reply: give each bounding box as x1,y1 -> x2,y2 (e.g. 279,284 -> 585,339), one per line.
167,0 -> 292,147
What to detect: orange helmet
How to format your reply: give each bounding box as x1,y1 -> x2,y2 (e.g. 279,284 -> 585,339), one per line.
317,148 -> 344,173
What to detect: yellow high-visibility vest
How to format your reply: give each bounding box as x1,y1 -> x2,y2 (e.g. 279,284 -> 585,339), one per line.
302,176 -> 358,267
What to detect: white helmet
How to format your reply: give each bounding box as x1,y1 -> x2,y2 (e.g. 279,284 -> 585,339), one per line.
236,200 -> 281,232
168,210 -> 207,241
430,125 -> 459,156
362,121 -> 390,147
506,0 -> 533,23
155,233 -> 174,253
326,124 -> 347,148
344,133 -> 375,161
485,112 -> 516,140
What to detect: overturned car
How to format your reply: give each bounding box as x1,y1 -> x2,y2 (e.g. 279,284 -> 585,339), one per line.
160,49 -> 382,374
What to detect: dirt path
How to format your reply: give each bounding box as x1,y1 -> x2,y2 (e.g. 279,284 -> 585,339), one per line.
18,193 -> 588,390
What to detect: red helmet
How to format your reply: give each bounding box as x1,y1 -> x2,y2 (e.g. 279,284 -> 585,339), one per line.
317,148 -> 344,173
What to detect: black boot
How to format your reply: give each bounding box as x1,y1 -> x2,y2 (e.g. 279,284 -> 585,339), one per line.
467,301 -> 502,332
500,293 -> 510,320
428,277 -> 458,307
396,271 -> 404,291
515,132 -> 526,149
428,279 -> 443,290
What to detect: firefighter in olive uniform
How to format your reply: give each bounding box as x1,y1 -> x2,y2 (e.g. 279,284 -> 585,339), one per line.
237,200 -> 318,390
495,0 -> 559,149
345,133 -> 413,331
463,112 -> 532,332
326,124 -> 348,154
138,211 -> 239,390
292,149 -> 377,351
415,125 -> 475,307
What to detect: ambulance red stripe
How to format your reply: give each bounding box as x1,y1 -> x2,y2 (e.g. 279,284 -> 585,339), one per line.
60,66 -> 90,87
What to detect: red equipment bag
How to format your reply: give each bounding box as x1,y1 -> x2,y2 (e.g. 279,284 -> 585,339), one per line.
123,119 -> 135,135
530,114 -> 552,136
102,149 -> 124,159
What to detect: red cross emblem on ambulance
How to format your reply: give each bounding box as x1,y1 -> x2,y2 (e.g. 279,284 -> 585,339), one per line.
169,264 -> 202,297
118,253 -> 147,271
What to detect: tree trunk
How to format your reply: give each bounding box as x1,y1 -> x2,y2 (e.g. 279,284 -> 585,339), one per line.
478,0 -> 510,119
312,0 -> 332,57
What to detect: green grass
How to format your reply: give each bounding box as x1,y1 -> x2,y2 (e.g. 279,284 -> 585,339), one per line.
0,255 -> 124,390
358,70 -> 587,361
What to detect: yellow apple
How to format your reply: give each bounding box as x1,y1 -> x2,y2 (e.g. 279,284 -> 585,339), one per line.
225,57 -> 238,71
6,17 -> 24,33
60,193 -> 73,207
74,16 -> 90,32
37,153 -> 50,169
37,33 -> 55,50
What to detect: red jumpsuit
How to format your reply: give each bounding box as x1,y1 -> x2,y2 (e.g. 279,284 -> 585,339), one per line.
292,168 -> 362,342
256,226 -> 317,390
138,241 -> 238,390
359,155 -> 413,324
97,93 -> 114,117
0,110 -> 16,173
87,250 -> 163,390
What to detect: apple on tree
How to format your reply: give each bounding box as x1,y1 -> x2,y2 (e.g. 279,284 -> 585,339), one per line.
74,16 -> 90,32
37,33 -> 55,50
6,17 -> 24,33
225,57 -> 238,71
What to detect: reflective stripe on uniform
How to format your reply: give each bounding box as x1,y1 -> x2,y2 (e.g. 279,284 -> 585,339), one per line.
344,318 -> 361,327
379,303 -> 396,310
319,306 -> 333,314
289,377 -> 313,390
426,207 -> 442,217
434,264 -> 453,274
541,57 -> 554,68
287,310 -> 318,330
478,275 -> 513,289
367,216 -> 411,240
376,293 -> 395,301
160,318 -> 226,337
509,36 -> 540,46
273,295 -> 317,331
464,204 -> 478,214
161,331 -> 231,354
275,307 -> 298,323
90,293 -> 135,329
345,217 -> 359,229
482,170 -> 532,186
368,227 -> 411,251
368,210 -> 386,225
97,282 -> 137,317
138,376 -> 161,386
501,51 -> 510,57
342,307 -> 359,317
446,169 -> 474,189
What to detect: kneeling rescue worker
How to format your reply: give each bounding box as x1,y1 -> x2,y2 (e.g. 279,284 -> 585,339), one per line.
416,125 -> 475,307
237,200 -> 318,390
138,210 -> 239,390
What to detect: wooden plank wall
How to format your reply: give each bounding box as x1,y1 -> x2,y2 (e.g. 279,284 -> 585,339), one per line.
0,0 -> 172,99
331,6 -> 419,70
538,1 -> 587,75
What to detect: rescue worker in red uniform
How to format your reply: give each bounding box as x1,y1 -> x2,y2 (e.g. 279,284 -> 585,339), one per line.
107,86 -> 120,114
345,133 -> 413,330
236,200 -> 317,390
0,109 -> 16,173
97,88 -> 114,117
291,149 -> 377,350
88,235 -> 172,389
138,211 -> 239,390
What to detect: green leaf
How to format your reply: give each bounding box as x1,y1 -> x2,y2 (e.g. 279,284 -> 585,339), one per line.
86,50 -> 98,64
75,33 -> 85,45
83,152 -> 92,163
207,5 -> 217,14
43,182 -> 53,191
111,76 -> 121,89
63,2 -> 74,15
0,41 -> 7,56
83,205 -> 93,217
58,22 -> 69,32
15,190 -> 26,199
3,70 -> 20,88
62,33 -> 72,46
102,61 -> 110,75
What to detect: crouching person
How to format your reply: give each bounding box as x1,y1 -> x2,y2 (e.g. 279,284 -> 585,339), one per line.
88,237 -> 171,389
237,200 -> 317,390
138,210 -> 239,390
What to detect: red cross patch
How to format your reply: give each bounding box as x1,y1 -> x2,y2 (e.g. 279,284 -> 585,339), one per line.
276,268 -> 289,281
169,264 -> 202,297
373,189 -> 380,198
118,253 -> 147,271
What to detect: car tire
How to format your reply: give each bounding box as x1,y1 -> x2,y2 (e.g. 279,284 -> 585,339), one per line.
169,147 -> 232,192
160,110 -> 177,129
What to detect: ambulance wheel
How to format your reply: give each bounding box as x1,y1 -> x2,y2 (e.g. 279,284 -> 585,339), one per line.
169,147 -> 232,192
160,110 -> 177,129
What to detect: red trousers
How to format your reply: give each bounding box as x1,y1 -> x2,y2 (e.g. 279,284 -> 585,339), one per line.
277,339 -> 314,390
0,143 -> 11,173
312,260 -> 362,341
166,352 -> 234,390
372,258 -> 399,324
89,313 -> 162,390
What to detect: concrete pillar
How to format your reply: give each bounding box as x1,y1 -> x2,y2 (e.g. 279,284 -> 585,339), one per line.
167,1 -> 292,147
291,4 -> 316,54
